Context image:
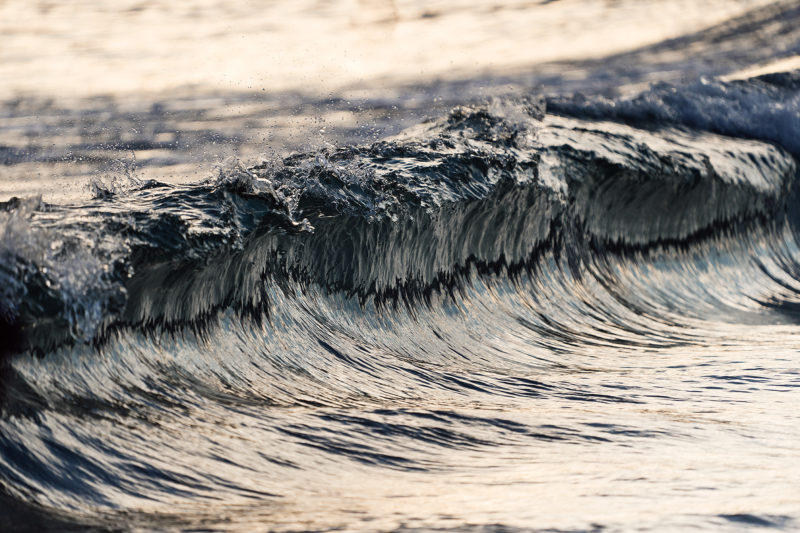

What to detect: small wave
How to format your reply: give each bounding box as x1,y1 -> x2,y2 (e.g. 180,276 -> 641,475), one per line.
547,70 -> 800,156
0,79 -> 797,359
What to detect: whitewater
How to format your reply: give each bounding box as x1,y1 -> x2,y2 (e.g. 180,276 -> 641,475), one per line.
1,1 -> 800,531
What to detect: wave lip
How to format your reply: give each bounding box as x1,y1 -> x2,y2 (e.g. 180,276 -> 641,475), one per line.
1,83 -> 798,358
539,114 -> 794,244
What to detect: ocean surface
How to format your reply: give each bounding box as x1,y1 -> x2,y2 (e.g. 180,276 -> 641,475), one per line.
2,1 -> 800,531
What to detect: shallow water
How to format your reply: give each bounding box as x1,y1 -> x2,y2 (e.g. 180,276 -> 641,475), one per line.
2,2 -> 800,532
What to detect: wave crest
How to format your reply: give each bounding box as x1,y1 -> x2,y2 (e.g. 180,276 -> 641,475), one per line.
1,84 -> 797,357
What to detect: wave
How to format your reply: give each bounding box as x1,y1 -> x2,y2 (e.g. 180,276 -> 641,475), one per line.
0,76 -> 798,360
547,71 -> 800,156
3,72 -> 800,530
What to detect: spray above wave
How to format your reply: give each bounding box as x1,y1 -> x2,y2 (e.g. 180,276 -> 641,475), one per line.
0,78 -> 797,358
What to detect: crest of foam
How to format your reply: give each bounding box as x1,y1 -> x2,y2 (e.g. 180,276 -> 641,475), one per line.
0,197 -> 127,344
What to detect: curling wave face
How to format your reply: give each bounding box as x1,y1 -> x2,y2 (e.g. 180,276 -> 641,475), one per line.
1,73 -> 800,531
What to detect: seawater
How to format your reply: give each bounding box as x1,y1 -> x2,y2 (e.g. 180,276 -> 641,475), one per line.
1,2 -> 800,532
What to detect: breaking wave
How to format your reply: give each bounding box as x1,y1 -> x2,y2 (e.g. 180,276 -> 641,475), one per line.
2,72 -> 800,531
